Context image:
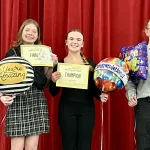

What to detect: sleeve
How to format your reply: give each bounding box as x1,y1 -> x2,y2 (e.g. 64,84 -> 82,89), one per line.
88,58 -> 101,100
5,49 -> 16,57
49,64 -> 60,96
92,76 -> 101,100
125,79 -> 137,100
33,66 -> 48,90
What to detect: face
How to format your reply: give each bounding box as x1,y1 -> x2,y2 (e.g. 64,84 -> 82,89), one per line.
66,31 -> 84,52
145,21 -> 150,38
22,23 -> 38,44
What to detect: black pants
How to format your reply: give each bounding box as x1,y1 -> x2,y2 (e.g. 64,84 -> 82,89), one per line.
58,100 -> 95,150
135,97 -> 150,150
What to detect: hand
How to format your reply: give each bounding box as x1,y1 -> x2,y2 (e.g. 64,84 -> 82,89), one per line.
128,96 -> 137,107
51,71 -> 61,83
0,95 -> 15,106
51,53 -> 58,66
100,93 -> 109,102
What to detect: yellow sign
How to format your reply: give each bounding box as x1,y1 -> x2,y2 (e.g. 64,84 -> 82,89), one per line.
0,63 -> 27,84
21,45 -> 53,66
56,63 -> 89,89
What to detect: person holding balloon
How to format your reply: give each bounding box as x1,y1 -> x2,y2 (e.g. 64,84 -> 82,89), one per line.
125,20 -> 150,150
0,93 -> 14,106
0,19 -> 58,150
49,29 -> 108,150
93,20 -> 149,149
94,57 -> 129,103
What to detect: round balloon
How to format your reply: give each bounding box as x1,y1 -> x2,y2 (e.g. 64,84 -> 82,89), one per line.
0,56 -> 34,94
94,57 -> 129,93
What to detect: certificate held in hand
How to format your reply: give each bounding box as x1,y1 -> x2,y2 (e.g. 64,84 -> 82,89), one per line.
56,63 -> 89,89
21,45 -> 53,66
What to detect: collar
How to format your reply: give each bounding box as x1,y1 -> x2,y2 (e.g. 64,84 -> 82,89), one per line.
148,44 -> 150,50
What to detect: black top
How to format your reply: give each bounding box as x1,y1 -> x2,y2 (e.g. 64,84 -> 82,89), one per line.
5,47 -> 47,90
49,59 -> 101,104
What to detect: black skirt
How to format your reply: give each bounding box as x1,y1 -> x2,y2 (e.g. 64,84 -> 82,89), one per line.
5,86 -> 50,137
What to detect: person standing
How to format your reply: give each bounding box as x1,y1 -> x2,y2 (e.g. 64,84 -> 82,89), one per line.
49,29 -> 108,150
0,19 -> 58,150
125,19 -> 150,150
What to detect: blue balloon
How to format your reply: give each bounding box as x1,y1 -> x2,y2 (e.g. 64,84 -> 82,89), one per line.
102,71 -> 113,81
116,79 -> 124,89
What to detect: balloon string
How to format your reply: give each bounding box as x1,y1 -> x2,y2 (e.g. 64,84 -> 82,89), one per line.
0,107 -> 9,127
0,94 -> 16,128
134,118 -> 137,150
101,102 -> 104,150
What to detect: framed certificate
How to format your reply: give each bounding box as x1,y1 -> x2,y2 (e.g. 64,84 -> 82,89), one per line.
56,63 -> 90,89
21,45 -> 53,66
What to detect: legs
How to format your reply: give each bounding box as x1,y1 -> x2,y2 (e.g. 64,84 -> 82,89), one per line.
135,98 -> 150,150
25,135 -> 39,150
11,135 -> 39,150
76,104 -> 95,150
59,101 -> 77,150
11,137 -> 25,150
136,118 -> 150,150
58,101 -> 95,150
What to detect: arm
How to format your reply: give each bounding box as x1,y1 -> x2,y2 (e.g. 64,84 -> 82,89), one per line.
92,78 -> 101,100
44,53 -> 58,80
125,80 -> 137,107
5,49 -> 16,58
92,80 -> 109,102
125,80 -> 137,100
88,59 -> 109,101
44,67 -> 53,80
49,65 -> 61,96
49,79 -> 60,96
87,58 -> 102,100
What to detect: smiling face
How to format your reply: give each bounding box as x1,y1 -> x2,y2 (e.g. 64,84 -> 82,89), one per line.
15,19 -> 41,46
66,31 -> 84,53
21,23 -> 38,44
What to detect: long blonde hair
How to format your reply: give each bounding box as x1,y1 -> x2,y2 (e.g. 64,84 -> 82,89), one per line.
11,19 -> 41,48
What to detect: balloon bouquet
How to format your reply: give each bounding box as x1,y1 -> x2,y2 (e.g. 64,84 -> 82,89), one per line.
94,41 -> 148,93
94,57 -> 129,93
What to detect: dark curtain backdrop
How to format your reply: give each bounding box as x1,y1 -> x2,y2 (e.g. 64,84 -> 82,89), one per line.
1,0 -> 150,150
